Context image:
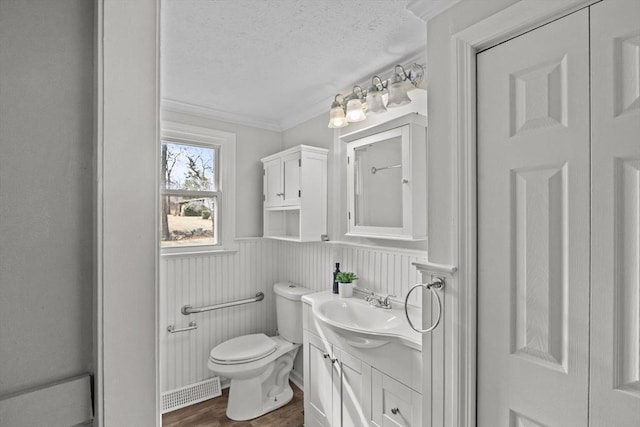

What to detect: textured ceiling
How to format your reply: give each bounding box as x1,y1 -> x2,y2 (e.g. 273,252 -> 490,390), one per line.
161,0 -> 454,131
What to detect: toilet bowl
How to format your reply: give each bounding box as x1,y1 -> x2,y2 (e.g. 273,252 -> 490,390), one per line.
207,282 -> 312,421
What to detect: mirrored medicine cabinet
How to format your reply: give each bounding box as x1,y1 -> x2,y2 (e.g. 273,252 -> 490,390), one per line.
341,113 -> 427,240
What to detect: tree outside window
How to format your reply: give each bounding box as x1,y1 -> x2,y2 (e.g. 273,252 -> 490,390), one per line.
160,140 -> 219,247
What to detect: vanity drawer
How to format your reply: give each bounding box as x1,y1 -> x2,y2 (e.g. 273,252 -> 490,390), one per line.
371,369 -> 422,427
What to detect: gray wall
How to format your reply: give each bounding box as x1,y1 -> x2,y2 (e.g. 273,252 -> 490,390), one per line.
0,0 -> 94,396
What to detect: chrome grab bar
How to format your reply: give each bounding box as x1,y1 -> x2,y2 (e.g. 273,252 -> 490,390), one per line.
167,321 -> 197,334
182,291 -> 264,315
404,277 -> 445,333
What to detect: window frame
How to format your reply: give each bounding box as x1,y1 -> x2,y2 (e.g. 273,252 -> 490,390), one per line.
160,121 -> 236,255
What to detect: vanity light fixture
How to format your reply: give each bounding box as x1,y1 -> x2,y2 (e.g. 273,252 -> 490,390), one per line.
387,65 -> 413,108
327,63 -> 423,128
328,94 -> 349,128
345,86 -> 366,122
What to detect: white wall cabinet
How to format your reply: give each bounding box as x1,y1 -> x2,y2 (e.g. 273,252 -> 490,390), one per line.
303,302 -> 422,427
341,113 -> 427,241
261,145 -> 328,241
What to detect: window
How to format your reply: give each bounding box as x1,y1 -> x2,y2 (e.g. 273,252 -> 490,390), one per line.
160,122 -> 236,253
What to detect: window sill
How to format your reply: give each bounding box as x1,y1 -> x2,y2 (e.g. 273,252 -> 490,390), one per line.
161,244 -> 238,257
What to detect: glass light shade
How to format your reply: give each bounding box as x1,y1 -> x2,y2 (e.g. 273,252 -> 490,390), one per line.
346,99 -> 366,122
328,105 -> 348,128
366,89 -> 387,113
387,77 -> 411,108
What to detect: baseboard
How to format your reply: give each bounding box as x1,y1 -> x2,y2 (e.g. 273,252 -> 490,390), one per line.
290,369 -> 304,391
0,374 -> 93,427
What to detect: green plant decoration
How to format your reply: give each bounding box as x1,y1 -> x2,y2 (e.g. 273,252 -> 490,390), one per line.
336,272 -> 358,283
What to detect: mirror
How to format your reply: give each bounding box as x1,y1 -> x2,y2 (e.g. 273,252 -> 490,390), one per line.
354,135 -> 403,228
343,113 -> 427,241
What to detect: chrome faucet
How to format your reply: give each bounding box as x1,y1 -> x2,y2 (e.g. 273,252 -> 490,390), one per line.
365,291 -> 395,309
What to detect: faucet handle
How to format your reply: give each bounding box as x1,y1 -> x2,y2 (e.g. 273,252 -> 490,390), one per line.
383,294 -> 396,305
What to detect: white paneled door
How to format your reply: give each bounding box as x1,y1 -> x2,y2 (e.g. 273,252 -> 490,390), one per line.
477,1 -> 640,426
478,9 -> 591,426
589,0 -> 640,425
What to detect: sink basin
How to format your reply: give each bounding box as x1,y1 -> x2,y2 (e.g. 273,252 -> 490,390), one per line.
305,292 -> 421,350
316,299 -> 403,331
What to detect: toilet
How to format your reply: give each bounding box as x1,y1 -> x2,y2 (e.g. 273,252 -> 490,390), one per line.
207,282 -> 312,421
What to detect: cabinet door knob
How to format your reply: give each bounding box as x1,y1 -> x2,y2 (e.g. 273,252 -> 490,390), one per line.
391,407 -> 400,415
401,179 -> 409,184
276,192 -> 285,197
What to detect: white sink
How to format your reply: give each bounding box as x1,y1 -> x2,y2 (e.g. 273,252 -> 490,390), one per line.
304,292 -> 421,350
316,299 -> 403,331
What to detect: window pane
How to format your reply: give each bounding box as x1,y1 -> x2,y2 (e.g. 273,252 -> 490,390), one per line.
161,141 -> 216,191
161,195 -> 218,247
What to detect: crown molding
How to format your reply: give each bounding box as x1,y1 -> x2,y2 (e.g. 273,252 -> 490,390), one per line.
406,0 -> 463,21
162,51 -> 428,133
161,98 -> 283,132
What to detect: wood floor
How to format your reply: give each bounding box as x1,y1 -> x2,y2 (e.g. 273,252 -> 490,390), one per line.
162,382 -> 304,427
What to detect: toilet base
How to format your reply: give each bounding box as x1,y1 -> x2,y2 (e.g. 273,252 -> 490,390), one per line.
225,345 -> 300,421
227,379 -> 294,421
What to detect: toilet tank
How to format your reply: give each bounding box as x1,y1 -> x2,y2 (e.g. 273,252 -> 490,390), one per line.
273,282 -> 313,344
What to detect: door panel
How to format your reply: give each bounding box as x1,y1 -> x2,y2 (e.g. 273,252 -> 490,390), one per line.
477,8 -> 590,426
263,158 -> 282,207
590,1 -> 640,425
306,334 -> 335,427
337,348 -> 370,427
282,153 -> 301,205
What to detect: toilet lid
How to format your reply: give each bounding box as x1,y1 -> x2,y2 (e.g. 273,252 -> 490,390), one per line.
209,333 -> 277,365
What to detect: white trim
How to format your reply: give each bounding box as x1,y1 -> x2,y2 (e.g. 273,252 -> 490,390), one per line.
162,98 -> 283,132
406,0 -> 463,21
323,240 -> 428,259
95,0 -> 160,425
449,1 -> 593,426
412,261 -> 457,276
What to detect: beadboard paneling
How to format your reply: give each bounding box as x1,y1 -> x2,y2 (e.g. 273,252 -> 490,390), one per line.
160,239 -> 427,392
160,239 -> 279,392
278,241 -> 427,305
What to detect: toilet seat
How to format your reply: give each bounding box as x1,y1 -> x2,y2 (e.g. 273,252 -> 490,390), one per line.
209,333 -> 277,365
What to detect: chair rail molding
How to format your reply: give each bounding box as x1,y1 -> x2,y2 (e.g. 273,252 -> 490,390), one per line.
449,1 -> 595,426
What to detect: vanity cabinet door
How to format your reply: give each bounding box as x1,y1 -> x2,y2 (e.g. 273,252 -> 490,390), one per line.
335,347 -> 371,427
304,333 -> 337,427
371,369 -> 422,427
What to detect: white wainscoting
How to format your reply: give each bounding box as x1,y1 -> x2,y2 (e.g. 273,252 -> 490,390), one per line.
278,241 -> 427,305
160,238 -> 426,393
160,238 -> 279,392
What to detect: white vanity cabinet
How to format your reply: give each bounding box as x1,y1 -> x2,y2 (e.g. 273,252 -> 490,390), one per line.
304,333 -> 371,427
261,145 -> 328,241
341,113 -> 427,241
303,300 -> 423,427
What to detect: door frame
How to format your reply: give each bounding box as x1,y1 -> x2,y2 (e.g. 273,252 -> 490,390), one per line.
94,0 -> 160,425
450,1 -> 597,425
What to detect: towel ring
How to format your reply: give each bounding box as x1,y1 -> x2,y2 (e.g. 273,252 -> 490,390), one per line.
404,277 -> 445,333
